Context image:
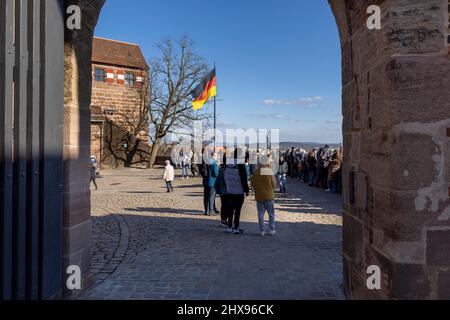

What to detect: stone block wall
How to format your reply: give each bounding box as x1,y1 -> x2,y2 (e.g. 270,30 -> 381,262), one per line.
64,0 -> 105,297
91,64 -> 149,142
101,119 -> 152,168
330,0 -> 450,299
90,123 -> 103,163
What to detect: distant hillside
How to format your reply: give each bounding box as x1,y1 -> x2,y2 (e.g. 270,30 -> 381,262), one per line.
278,142 -> 342,150
217,141 -> 342,150
246,142 -> 341,150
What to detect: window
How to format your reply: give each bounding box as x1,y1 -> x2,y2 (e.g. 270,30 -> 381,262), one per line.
94,68 -> 106,82
125,72 -> 136,86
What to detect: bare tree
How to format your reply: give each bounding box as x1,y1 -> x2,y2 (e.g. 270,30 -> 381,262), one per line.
147,37 -> 210,168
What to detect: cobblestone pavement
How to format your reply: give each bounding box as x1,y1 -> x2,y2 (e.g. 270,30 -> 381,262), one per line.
80,168 -> 344,300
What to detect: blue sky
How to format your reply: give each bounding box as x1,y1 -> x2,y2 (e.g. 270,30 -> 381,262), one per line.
95,0 -> 342,143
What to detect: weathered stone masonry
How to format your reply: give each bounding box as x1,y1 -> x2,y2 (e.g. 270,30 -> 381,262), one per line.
64,0 -> 105,295
63,0 -> 450,299
90,37 -> 150,167
330,0 -> 450,299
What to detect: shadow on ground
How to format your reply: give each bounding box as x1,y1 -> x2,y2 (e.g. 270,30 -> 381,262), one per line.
82,213 -> 344,300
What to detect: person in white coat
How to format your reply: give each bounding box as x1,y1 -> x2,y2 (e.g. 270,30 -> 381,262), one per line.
163,160 -> 175,192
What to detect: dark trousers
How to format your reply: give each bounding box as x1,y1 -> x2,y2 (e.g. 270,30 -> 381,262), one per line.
203,186 -> 217,214
301,169 -> 309,183
317,167 -> 328,189
308,169 -> 316,186
292,164 -> 299,178
90,176 -> 98,190
224,194 -> 245,230
220,195 -> 227,222
166,181 -> 173,192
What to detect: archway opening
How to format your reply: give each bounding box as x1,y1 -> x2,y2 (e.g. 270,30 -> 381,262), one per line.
61,0 -> 450,300
82,0 -> 345,300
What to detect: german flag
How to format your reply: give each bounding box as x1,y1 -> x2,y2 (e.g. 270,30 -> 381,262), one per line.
191,68 -> 217,111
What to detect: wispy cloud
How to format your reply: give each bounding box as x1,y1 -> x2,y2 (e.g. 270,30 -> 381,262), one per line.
248,113 -> 290,120
217,120 -> 236,128
326,119 -> 342,124
263,96 -> 325,108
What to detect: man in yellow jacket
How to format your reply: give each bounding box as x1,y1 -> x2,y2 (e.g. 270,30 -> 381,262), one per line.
251,154 -> 277,237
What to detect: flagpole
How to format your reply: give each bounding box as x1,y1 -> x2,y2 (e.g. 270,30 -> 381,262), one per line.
214,62 -> 217,150
214,96 -> 217,150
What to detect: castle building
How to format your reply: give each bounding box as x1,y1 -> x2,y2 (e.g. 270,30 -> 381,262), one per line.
90,37 -> 150,167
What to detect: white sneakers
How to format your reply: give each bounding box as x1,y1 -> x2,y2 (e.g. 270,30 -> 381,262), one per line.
261,230 -> 276,237
226,228 -> 276,236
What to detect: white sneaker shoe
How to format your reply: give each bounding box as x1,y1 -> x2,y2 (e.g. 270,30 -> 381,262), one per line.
269,230 -> 277,236
225,228 -> 233,233
260,231 -> 266,237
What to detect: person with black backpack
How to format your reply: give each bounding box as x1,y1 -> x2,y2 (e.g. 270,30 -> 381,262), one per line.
216,153 -> 229,226
217,148 -> 250,235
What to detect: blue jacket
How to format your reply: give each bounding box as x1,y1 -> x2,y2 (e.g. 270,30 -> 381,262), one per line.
206,160 -> 219,188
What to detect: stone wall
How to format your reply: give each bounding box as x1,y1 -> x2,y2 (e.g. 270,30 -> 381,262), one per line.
90,123 -> 103,163
330,0 -> 450,299
64,0 -> 105,297
101,119 -> 152,168
91,63 -> 148,141
91,63 -> 151,167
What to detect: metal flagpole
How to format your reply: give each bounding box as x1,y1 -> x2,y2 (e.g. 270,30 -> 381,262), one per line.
214,62 -> 217,150
214,96 -> 217,150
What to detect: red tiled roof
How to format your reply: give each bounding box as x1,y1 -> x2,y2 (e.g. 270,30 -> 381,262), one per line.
92,37 -> 148,70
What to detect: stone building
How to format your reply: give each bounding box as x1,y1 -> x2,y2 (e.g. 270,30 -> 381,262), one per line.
90,37 -> 150,167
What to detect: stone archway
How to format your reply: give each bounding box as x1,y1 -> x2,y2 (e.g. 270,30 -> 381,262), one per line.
64,0 -> 450,299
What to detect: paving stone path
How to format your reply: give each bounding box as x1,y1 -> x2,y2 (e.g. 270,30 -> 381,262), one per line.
80,168 -> 344,300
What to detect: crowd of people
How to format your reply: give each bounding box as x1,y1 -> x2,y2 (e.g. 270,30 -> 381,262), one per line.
279,145 -> 343,194
163,145 -> 342,237
164,148 -> 277,237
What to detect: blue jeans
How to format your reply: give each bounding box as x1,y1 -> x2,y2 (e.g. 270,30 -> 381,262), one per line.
257,201 -> 276,232
278,174 -> 287,191
182,165 -> 190,178
166,181 -> 173,192
204,186 -> 217,214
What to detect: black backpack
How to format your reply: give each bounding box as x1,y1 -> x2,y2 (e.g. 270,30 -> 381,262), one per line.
200,163 -> 209,178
